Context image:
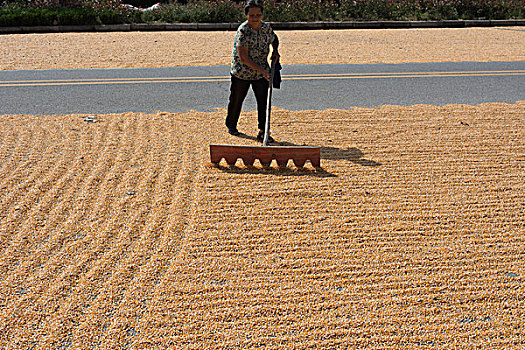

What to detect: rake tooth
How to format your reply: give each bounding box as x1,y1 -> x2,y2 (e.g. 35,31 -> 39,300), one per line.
210,153 -> 221,164
293,157 -> 307,168
310,156 -> 321,168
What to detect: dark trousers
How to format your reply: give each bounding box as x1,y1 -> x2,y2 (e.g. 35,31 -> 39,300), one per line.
226,74 -> 269,131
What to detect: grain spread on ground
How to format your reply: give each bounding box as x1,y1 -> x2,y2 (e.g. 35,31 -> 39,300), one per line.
1,104 -> 524,348
0,27 -> 524,70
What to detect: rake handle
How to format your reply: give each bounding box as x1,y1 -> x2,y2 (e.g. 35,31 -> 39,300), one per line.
263,59 -> 277,147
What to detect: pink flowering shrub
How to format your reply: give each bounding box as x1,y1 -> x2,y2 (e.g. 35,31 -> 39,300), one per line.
263,0 -> 524,21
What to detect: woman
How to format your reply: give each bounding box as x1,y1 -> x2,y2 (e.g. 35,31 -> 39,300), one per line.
225,0 -> 280,143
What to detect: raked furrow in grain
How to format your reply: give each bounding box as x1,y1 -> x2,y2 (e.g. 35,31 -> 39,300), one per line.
1,114 -> 133,344
0,113 -> 111,241
0,116 -> 39,191
0,118 -> 109,295
0,122 -> 76,247
62,113 -> 189,349
102,141 -> 204,349
0,139 -> 101,277
15,112 -> 200,349
99,113 -> 208,349
28,113 -> 168,349
0,114 -> 124,347
26,114 -> 154,346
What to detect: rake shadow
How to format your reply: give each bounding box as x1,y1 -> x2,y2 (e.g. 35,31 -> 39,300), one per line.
320,146 -> 382,167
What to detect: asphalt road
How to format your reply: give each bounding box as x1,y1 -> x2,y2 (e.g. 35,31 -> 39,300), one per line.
1,61 -> 524,114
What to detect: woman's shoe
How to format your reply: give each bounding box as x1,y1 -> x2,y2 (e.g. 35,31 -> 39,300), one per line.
228,128 -> 241,136
257,131 -> 274,143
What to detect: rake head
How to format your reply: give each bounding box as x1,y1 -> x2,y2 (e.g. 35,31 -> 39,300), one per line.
210,144 -> 321,168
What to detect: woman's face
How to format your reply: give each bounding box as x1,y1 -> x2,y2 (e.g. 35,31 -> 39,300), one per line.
246,7 -> 263,28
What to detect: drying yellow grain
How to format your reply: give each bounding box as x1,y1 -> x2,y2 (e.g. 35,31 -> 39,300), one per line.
0,27 -> 524,70
0,103 -> 524,349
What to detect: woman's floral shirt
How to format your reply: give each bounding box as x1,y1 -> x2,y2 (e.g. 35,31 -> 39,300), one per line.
231,21 -> 275,80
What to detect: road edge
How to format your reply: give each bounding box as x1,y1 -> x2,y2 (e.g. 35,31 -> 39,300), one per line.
1,19 -> 525,34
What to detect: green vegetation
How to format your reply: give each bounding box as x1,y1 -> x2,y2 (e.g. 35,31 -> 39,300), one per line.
1,0 -> 524,26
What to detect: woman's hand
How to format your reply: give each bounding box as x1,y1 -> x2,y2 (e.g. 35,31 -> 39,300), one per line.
262,70 -> 270,81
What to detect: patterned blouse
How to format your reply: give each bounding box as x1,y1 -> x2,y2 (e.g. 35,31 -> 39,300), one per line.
231,21 -> 276,80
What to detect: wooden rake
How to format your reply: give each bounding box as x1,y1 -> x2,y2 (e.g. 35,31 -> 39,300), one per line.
210,59 -> 321,168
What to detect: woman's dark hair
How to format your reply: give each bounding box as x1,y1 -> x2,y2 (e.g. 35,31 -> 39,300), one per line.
244,0 -> 264,15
